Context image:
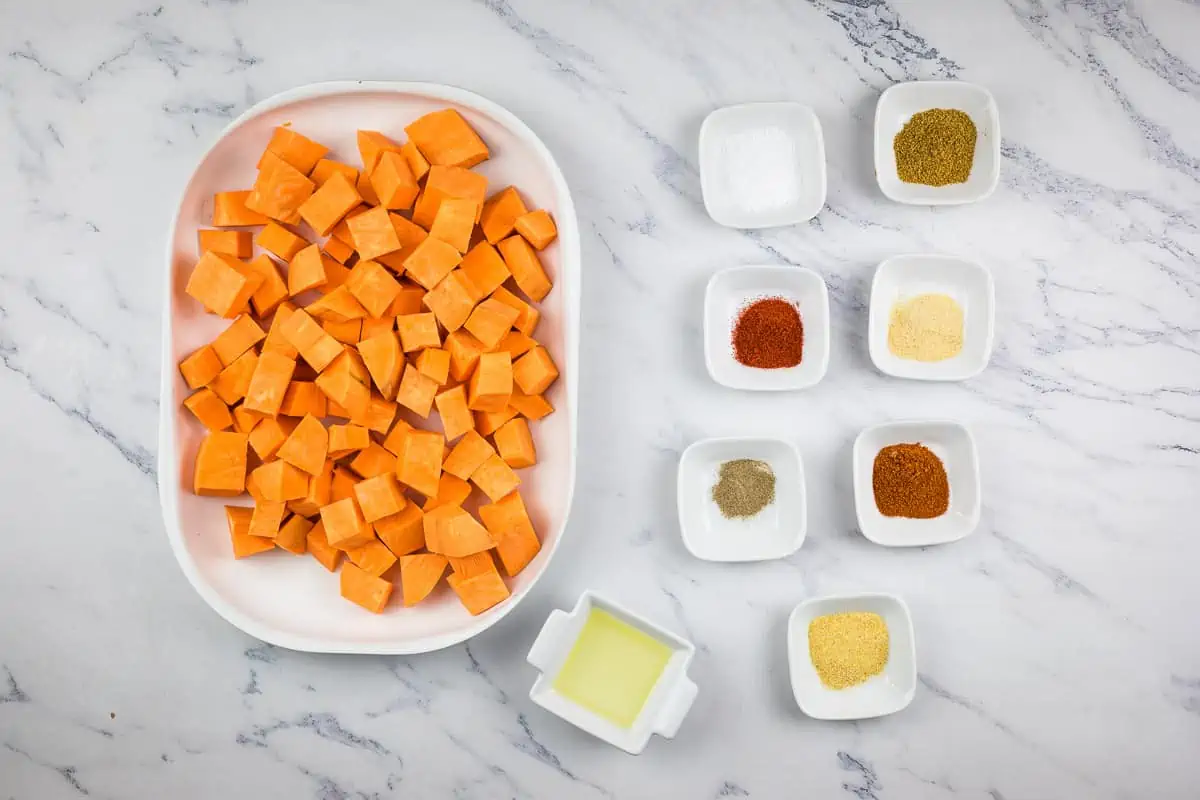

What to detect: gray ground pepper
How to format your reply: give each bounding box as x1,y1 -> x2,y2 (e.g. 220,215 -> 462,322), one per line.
711,459 -> 776,519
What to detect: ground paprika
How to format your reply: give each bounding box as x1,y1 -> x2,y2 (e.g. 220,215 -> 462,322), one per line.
731,297 -> 804,369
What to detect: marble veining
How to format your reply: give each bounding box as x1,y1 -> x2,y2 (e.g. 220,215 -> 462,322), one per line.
1,0 -> 1199,797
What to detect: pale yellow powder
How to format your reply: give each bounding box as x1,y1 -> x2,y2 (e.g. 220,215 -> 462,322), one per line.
888,293 -> 964,362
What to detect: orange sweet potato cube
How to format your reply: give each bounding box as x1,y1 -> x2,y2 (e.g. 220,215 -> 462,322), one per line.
361,315 -> 395,341
497,235 -> 552,302
280,308 -> 343,372
447,570 -> 510,616
315,350 -> 370,421
478,490 -> 540,576
442,430 -> 495,481
403,236 -> 462,290
320,259 -> 353,292
445,330 -> 486,382
232,404 -> 264,435
212,190 -> 269,227
422,473 -> 472,511
288,457 -> 333,518
328,424 -> 371,458
398,429 -> 444,498
422,272 -> 477,332
371,150 -> 419,211
347,205 -> 401,261
309,158 -> 358,187
375,505 -> 425,558
320,497 -> 374,550
463,298 -> 520,350
490,286 -> 540,336
514,209 -> 558,250
387,282 -> 426,316
340,562 -> 393,613
417,348 -> 451,385
280,380 -> 327,417
225,505 -> 275,559
448,550 -> 499,579
412,165 -> 488,229
346,259 -> 402,319
400,141 -> 430,181
351,391 -> 398,435
198,229 -> 252,258
470,452 -> 521,502
184,388 -> 233,431
252,459 -> 309,501
242,350 -> 297,416
405,109 -> 490,169
194,431 -> 248,496
322,235 -> 355,265
331,466 -> 359,504
210,349 -> 258,405
434,384 -> 473,442
494,417 -> 536,468
468,352 -> 513,412
354,472 -> 407,523
429,197 -> 479,254
248,500 -> 287,539
513,346 -> 559,395
248,415 -> 296,461
212,315 -> 266,366
376,214 -> 429,273
307,285 -> 367,323
356,129 -> 401,173
264,126 -> 328,173
400,553 -> 447,606
349,442 -> 398,480
288,244 -> 328,296
242,254 -> 288,317
495,330 -> 537,359
246,151 -> 315,222
357,331 -> 403,399
256,222 -> 309,262
474,406 -> 517,437
262,304 -> 299,358
396,312 -> 441,352
276,413 -> 328,476
459,242 -> 511,302
356,171 -> 380,206
480,186 -> 528,245
381,417 -> 412,456
186,251 -> 259,318
345,539 -> 398,577
275,514 -> 312,554
396,363 -> 438,418
508,389 -> 554,420
179,345 -> 223,389
298,171 -> 362,236
306,520 -> 343,571
423,506 -> 493,557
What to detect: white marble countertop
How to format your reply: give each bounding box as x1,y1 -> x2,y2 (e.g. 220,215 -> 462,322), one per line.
3,0 -> 1199,797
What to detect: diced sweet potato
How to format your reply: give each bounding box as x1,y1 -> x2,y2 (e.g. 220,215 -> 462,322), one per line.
225,505 -> 275,559
243,254 -> 289,317
422,473 -> 471,511
248,415 -> 297,460
310,158 -> 358,187
360,315 -> 395,341
375,504 -> 425,557
321,259 -> 353,292
508,389 -> 553,420
513,209 -> 558,250
400,553 -> 447,606
478,490 -> 540,576
447,570 -> 510,615
403,236 -> 462,290
346,538 -> 398,577
381,417 -> 413,456
489,286 -> 540,337
356,129 -> 401,173
356,331 -> 403,399
288,457 -> 333,518
422,271 -> 477,332
434,384 -> 474,442
249,500 -> 287,539
288,244 -> 328,295
494,417 -> 536,468
179,345 -> 223,389
349,442 -> 398,480
445,329 -> 486,382
376,214 -> 429,273
280,381 -> 327,417
400,141 -> 430,181
275,514 -> 312,554
298,171 -> 362,236
307,285 -> 368,323
442,430 -> 495,481
328,424 -> 370,458
471,453 -> 521,503
474,406 -> 517,437
213,190 -> 269,227
448,550 -> 498,579
347,205 -> 401,260
198,229 -> 252,258
346,259 -> 402,319
315,350 -> 371,421
232,404 -> 264,434
322,235 -> 355,264
331,466 -> 359,504
340,561 -> 392,613
194,431 -> 248,496
396,363 -> 438,418
356,171 -> 380,206
210,349 -> 258,405
424,506 -> 494,557
354,472 -> 407,522
212,315 -> 266,366
351,392 -> 398,435
468,351 -> 513,412
242,350 -> 297,416
276,413 -> 328,476
398,429 -> 443,498
246,152 -> 316,222
331,207 -> 368,246
186,251 -> 260,318
464,298 -> 520,350
280,308 -> 343,372
396,313 -> 442,352
459,242 -> 511,302
513,346 -> 559,395
184,387 -> 233,431
429,196 -> 479,254
387,281 -> 427,316
252,459 -> 310,501
405,109 -> 490,169
307,520 -> 343,571
320,497 -> 374,550
495,330 -> 537,359
480,186 -> 528,245
416,348 -> 451,385
371,150 -> 419,211
262,304 -> 300,359
497,235 -> 552,302
265,126 -> 329,174
412,165 -> 488,229
256,222 -> 308,262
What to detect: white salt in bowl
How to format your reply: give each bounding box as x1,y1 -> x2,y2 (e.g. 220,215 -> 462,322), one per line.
699,103 -> 826,228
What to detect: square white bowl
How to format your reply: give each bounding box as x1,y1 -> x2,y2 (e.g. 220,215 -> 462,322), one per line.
677,438 -> 807,562
700,102 -> 826,227
868,254 -> 995,381
787,593 -> 916,720
874,81 -> 1000,205
527,591 -> 698,755
704,266 -> 830,390
853,420 -> 981,546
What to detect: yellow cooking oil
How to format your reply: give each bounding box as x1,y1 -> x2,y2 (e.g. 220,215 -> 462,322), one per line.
552,608 -> 674,728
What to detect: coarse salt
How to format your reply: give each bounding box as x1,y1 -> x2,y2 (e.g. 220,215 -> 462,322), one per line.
720,126 -> 801,214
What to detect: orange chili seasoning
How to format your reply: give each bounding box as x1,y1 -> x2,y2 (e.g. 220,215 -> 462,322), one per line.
732,297 -> 804,369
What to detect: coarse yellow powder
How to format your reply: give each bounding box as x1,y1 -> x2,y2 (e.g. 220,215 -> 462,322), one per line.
808,612 -> 890,690
888,293 -> 964,362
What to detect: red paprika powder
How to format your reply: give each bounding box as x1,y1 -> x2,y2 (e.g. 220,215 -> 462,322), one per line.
732,297 -> 804,368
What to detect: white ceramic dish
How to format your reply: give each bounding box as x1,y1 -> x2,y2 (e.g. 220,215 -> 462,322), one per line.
157,81 -> 580,654
699,103 -> 826,227
874,81 -> 1000,205
868,254 -> 995,381
677,438 -> 806,562
527,591 -> 698,755
787,593 -> 916,720
853,420 -> 981,546
704,266 -> 830,390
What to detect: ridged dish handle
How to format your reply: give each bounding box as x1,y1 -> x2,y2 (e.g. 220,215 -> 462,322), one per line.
654,676 -> 698,739
527,609 -> 569,671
